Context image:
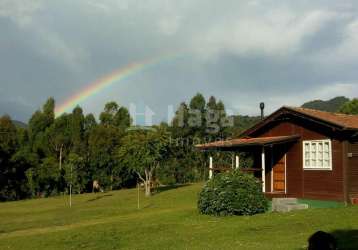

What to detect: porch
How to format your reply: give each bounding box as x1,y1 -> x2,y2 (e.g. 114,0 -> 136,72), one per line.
196,135 -> 300,196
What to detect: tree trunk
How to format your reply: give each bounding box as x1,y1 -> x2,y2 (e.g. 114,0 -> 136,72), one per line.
136,168 -> 154,197
59,144 -> 63,170
144,168 -> 152,197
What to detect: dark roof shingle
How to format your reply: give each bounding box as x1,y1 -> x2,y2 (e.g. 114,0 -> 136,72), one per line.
286,106 -> 358,129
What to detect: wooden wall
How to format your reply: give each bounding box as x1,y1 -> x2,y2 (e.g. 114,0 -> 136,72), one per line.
348,142 -> 358,200
252,117 -> 345,201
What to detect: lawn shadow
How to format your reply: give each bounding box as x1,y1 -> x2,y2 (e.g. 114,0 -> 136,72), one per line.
330,229 -> 358,250
153,184 -> 191,194
87,194 -> 113,202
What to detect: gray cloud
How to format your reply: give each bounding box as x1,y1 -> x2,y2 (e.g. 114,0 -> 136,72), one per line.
1,0 -> 358,123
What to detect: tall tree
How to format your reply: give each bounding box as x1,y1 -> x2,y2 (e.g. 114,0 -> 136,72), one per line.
118,127 -> 169,196
113,106 -> 131,129
28,98 -> 56,155
0,115 -> 18,200
46,114 -> 72,170
70,106 -> 85,154
99,101 -> 119,126
88,125 -> 121,190
188,93 -> 206,137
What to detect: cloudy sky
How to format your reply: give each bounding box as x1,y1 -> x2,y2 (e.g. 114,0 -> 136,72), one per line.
1,0 -> 358,123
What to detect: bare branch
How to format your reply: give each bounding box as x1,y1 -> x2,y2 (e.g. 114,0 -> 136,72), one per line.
136,171 -> 145,183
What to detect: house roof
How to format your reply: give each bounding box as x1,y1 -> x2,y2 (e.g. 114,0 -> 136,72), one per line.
286,107 -> 358,130
242,106 -> 358,137
196,135 -> 300,150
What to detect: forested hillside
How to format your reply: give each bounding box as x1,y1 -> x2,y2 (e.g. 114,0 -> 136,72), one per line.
301,96 -> 349,112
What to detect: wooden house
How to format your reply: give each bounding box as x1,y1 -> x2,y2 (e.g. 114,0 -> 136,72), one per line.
196,106 -> 358,203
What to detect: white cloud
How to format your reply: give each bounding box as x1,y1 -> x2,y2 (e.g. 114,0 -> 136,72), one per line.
229,82 -> 358,115
329,18 -> 358,61
191,8 -> 339,59
158,15 -> 182,35
2,0 -> 358,121
0,0 -> 43,27
32,27 -> 89,72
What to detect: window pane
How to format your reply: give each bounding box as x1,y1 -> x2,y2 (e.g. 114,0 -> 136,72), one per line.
318,142 -> 323,152
312,159 -> 316,166
318,151 -> 323,160
324,142 -> 329,152
305,151 -> 310,159
305,159 -> 310,167
324,160 -> 329,167
312,143 -> 316,152
318,159 -> 323,167
312,151 -> 316,160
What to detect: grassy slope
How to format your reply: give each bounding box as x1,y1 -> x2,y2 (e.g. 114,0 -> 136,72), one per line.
0,184 -> 357,250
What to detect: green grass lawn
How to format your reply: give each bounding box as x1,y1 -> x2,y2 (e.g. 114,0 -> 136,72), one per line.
0,183 -> 357,250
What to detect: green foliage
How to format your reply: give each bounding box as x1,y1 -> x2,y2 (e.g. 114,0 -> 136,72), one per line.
230,115 -> 261,136
99,101 -> 131,128
198,171 -> 268,216
301,96 -> 349,112
339,98 -> 358,115
118,127 -> 169,171
35,156 -> 63,196
118,126 -> 170,195
63,153 -> 86,194
169,93 -> 236,184
0,115 -> 33,200
88,124 -> 122,189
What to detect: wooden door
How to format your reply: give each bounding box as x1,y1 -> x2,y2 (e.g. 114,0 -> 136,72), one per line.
273,154 -> 285,192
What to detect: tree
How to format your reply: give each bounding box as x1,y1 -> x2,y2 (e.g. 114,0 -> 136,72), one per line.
64,153 -> 85,195
113,106 -> 131,129
28,98 -> 56,155
88,125 -> 121,190
118,127 -> 170,196
46,114 -> 72,170
100,101 -> 131,130
99,101 -> 119,126
171,102 -> 190,137
0,115 -> 19,200
188,93 -> 206,137
43,97 -> 55,127
339,98 -> 358,115
69,106 -> 85,154
84,113 -> 97,132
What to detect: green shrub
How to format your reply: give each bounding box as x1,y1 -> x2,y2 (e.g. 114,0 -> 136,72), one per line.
198,171 -> 268,216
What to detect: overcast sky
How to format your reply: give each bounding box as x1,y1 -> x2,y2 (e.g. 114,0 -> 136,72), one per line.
1,0 -> 358,123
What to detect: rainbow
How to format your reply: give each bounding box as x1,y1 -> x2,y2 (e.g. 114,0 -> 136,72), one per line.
55,53 -> 182,116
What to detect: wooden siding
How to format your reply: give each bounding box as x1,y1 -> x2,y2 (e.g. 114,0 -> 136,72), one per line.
254,119 -> 345,201
348,142 -> 358,200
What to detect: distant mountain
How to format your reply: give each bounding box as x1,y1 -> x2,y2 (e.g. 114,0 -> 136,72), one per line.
230,96 -> 350,136
12,120 -> 27,129
301,96 -> 349,112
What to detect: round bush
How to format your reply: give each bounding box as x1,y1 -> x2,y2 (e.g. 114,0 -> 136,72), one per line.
198,171 -> 268,216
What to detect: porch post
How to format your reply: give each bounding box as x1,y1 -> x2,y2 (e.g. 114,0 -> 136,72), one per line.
235,155 -> 240,169
261,147 -> 266,193
209,156 -> 213,179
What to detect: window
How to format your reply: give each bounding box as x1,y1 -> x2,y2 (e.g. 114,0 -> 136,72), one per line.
303,139 -> 332,170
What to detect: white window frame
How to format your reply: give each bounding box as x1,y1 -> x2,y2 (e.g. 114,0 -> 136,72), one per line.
303,139 -> 332,170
